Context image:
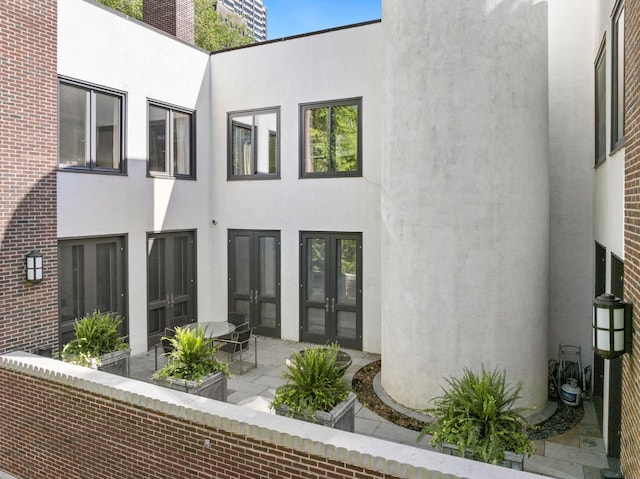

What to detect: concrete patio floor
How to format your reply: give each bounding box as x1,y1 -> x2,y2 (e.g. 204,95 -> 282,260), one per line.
129,335 -> 617,479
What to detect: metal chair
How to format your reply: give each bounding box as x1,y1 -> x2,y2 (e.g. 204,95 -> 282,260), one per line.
216,324 -> 257,374
154,327 -> 176,370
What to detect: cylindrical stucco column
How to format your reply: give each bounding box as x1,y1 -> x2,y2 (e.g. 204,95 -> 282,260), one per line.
380,0 -> 549,410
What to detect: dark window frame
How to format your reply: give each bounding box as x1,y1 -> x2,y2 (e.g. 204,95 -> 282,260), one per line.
227,106 -> 281,180
147,100 -> 196,180
299,98 -> 363,179
57,77 -> 126,175
611,0 -> 625,153
595,37 -> 607,167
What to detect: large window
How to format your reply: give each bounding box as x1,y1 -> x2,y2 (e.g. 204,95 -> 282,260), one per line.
227,107 -> 280,179
611,1 -> 625,151
148,102 -> 195,178
300,98 -> 362,178
58,236 -> 128,346
58,79 -> 124,173
595,40 -> 607,166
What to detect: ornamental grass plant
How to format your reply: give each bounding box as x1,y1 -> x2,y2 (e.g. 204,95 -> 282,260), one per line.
153,326 -> 229,382
60,310 -> 129,367
271,343 -> 349,420
418,366 -> 534,465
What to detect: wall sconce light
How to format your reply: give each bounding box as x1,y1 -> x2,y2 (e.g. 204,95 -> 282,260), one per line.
25,250 -> 43,284
593,293 -> 632,359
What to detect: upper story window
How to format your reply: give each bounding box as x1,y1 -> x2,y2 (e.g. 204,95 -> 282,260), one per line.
227,107 -> 280,180
611,0 -> 625,152
58,79 -> 125,173
300,98 -> 362,178
148,101 -> 195,179
595,40 -> 606,167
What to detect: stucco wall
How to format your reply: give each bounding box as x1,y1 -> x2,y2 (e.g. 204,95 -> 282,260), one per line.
57,0 -> 211,353
380,0 -> 550,410
209,25 -> 383,352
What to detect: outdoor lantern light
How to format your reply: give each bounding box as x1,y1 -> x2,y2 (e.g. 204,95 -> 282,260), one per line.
25,250 -> 43,284
593,293 -> 631,359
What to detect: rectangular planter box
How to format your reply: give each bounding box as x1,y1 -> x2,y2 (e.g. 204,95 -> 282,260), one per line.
153,371 -> 227,402
441,443 -> 524,471
97,348 -> 130,377
274,392 -> 356,432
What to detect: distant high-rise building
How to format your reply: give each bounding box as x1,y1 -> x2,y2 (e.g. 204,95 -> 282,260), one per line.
217,0 -> 267,42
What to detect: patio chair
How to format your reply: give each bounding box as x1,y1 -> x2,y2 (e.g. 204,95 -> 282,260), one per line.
216,324 -> 257,374
154,327 -> 176,370
228,311 -> 248,327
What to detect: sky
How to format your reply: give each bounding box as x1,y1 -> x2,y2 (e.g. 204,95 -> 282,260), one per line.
264,0 -> 382,40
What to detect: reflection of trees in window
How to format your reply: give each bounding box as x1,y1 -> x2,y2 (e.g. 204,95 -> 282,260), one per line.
301,98 -> 361,177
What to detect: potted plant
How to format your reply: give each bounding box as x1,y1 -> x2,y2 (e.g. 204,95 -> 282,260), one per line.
271,343 -> 356,432
152,325 -> 230,401
418,366 -> 534,470
60,310 -> 130,376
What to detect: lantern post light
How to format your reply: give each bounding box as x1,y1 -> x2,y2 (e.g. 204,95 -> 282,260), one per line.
593,293 -> 632,359
25,250 -> 43,284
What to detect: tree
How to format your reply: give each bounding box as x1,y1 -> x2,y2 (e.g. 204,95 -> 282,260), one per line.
95,0 -> 253,51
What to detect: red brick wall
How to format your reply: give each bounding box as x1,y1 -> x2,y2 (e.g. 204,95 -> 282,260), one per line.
0,366 -> 401,479
624,0 -> 640,477
0,1 -> 58,355
143,0 -> 195,44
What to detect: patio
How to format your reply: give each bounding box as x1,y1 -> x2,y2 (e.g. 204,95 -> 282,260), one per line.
129,335 -> 614,479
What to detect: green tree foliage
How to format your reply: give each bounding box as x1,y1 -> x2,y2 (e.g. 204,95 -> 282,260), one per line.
95,0 -> 253,51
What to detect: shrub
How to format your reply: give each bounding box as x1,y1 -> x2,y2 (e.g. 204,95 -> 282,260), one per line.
60,311 -> 128,367
418,366 -> 534,465
153,326 -> 229,382
271,343 -> 349,420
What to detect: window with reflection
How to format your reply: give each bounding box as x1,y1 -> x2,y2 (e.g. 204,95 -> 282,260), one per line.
58,80 -> 124,173
228,107 -> 280,179
612,1 -> 625,151
148,101 -> 195,178
300,98 -> 362,178
595,40 -> 606,166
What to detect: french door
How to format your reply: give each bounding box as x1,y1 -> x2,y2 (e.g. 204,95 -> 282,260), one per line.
228,230 -> 280,337
58,235 -> 128,347
300,232 -> 362,350
147,230 -> 196,348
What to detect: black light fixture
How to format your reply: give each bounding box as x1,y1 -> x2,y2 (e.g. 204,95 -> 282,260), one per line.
25,250 -> 43,284
593,293 -> 631,359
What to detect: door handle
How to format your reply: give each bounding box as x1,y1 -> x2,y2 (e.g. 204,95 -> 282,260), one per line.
331,298 -> 335,313
325,298 -> 329,312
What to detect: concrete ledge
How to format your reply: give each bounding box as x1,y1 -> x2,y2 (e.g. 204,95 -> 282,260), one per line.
1,352 -> 550,479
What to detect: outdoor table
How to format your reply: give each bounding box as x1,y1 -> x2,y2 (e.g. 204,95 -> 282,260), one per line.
183,321 -> 236,338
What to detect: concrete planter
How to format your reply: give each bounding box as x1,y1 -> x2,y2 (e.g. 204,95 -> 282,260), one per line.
274,392 -> 356,432
97,348 -> 130,377
440,443 -> 524,471
152,371 -> 228,402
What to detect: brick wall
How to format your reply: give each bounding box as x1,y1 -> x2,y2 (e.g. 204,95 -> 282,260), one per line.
623,0 -> 640,477
0,1 -> 58,355
143,0 -> 195,44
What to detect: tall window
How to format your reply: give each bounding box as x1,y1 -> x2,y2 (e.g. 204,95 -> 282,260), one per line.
595,40 -> 607,166
612,1 -> 625,151
148,102 -> 195,178
58,79 -> 124,172
300,98 -> 362,178
227,107 -> 280,179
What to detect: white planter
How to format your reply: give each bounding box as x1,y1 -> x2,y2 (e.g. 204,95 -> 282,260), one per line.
441,443 -> 524,471
97,348 -> 130,377
153,371 -> 227,402
274,392 -> 356,432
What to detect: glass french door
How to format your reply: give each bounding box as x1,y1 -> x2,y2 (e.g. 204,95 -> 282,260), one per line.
300,232 -> 362,350
228,230 -> 280,337
147,230 -> 196,348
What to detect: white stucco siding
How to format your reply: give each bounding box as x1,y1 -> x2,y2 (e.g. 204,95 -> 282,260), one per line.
381,0 -> 549,410
210,24 -> 383,352
57,0 -> 212,354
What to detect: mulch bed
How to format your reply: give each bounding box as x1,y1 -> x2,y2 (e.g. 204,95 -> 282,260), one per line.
351,360 -> 584,440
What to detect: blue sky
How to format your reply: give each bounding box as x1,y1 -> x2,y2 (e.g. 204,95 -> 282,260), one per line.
264,0 -> 381,40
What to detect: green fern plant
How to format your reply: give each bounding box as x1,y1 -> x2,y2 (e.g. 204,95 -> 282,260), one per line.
60,311 -> 128,367
418,366 -> 534,465
271,343 -> 349,420
153,326 -> 229,382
